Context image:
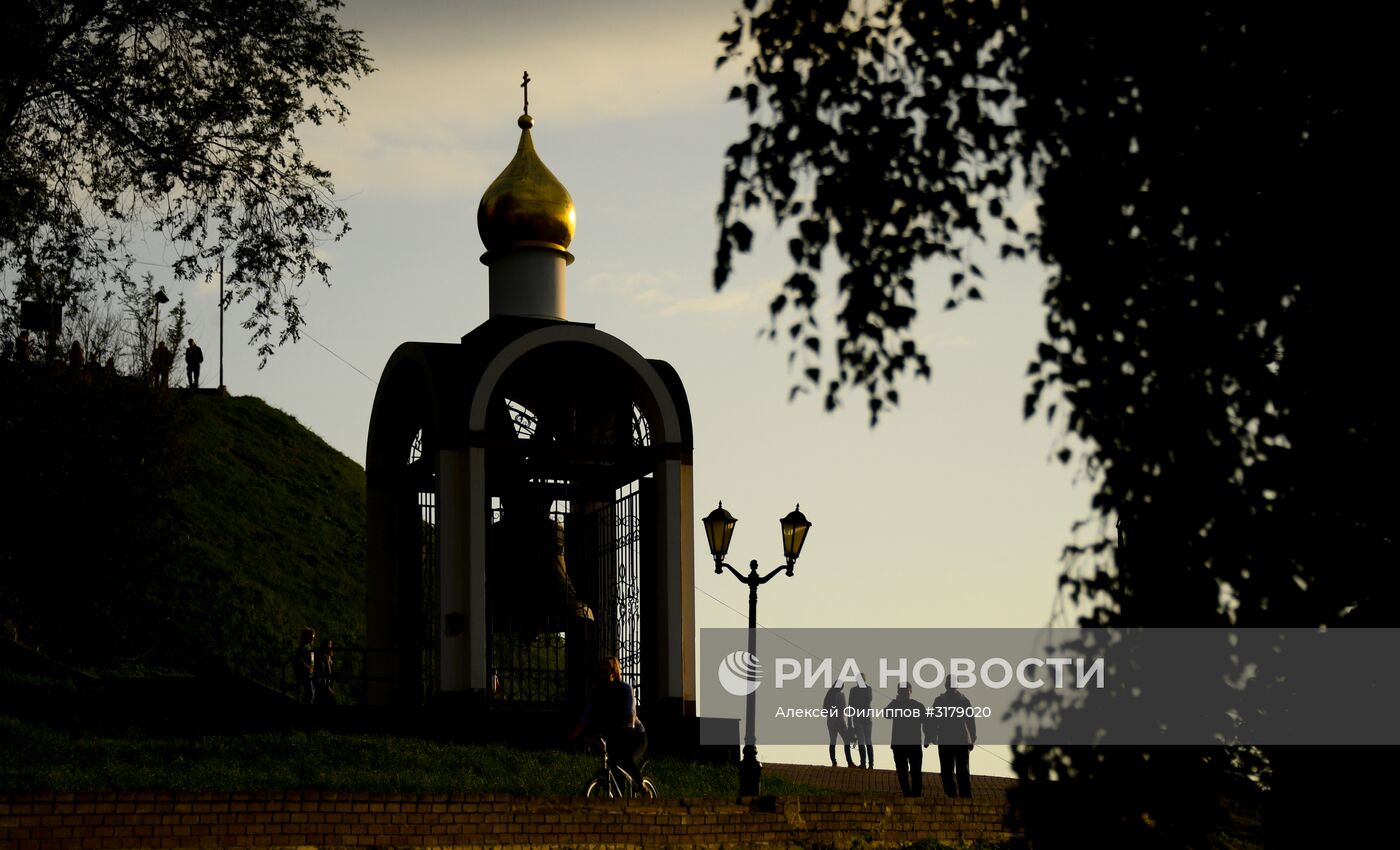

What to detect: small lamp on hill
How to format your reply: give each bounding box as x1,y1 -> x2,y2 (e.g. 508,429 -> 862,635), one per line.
152,287 -> 170,365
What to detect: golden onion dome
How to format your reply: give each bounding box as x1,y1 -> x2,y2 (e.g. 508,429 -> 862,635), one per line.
477,113 -> 576,255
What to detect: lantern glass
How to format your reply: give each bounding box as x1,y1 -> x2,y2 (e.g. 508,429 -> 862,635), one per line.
780,505 -> 811,564
702,503 -> 736,561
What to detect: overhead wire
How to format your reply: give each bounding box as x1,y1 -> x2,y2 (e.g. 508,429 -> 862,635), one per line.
301,331 -> 378,385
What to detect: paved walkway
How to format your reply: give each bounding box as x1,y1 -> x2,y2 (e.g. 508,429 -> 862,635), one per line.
766,762 -> 1017,800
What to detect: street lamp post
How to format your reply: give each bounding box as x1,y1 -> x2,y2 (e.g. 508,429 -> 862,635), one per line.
151,287 -> 170,369
703,502 -> 812,796
218,254 -> 225,390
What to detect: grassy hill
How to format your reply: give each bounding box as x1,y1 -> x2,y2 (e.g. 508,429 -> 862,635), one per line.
171,391 -> 366,682
0,362 -> 366,689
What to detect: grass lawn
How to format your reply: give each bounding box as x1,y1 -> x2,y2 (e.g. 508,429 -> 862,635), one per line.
0,716 -> 826,797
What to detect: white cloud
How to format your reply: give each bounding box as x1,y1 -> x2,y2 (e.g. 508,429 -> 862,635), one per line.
580,269 -> 776,319
582,270 -> 683,297
299,0 -> 744,199
660,289 -> 754,317
308,129 -> 499,199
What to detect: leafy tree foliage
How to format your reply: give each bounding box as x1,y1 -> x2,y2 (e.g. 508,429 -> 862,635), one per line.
0,0 -> 372,361
719,2 -> 1392,845
717,0 -> 1040,423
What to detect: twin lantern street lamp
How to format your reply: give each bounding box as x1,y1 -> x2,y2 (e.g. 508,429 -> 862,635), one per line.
702,501 -> 812,797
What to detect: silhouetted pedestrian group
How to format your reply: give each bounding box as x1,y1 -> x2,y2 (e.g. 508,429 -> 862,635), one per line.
826,678 -> 977,798
10,330 -> 204,390
824,677 -> 875,768
888,680 -> 976,798
292,627 -> 336,705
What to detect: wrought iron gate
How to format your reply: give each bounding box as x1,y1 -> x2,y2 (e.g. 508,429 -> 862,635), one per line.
582,481 -> 644,705
416,488 -> 438,700
486,480 -> 644,708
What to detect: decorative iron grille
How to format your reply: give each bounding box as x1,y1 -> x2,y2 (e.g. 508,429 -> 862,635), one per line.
485,480 -> 645,708
504,398 -> 540,440
631,404 -> 651,447
417,489 -> 438,700
583,480 -> 645,704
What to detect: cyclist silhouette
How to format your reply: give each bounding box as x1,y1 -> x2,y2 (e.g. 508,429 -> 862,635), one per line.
569,656 -> 646,789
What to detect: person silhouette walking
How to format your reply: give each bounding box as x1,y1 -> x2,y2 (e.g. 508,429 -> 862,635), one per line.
932,680 -> 977,797
885,682 -> 928,797
822,684 -> 856,767
848,673 -> 874,768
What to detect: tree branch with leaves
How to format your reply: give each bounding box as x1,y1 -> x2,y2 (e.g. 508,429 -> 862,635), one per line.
0,0 -> 372,363
715,0 -> 1029,423
718,3 -> 1393,843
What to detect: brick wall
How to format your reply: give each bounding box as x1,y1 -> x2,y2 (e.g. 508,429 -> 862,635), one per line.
0,791 -> 1018,849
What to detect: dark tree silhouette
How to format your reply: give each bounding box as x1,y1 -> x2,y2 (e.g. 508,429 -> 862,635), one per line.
718,3 -> 1393,846
0,0 -> 372,361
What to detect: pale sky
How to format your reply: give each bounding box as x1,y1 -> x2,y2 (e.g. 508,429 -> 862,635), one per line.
136,0 -> 1089,777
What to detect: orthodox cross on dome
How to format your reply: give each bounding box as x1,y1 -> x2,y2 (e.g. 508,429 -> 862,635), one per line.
521,70 -> 530,115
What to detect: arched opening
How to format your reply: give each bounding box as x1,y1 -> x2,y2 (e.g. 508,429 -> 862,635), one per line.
482,342 -> 661,712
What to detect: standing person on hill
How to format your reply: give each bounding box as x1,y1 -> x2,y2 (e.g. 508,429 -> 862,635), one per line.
292,627 -> 316,704
313,637 -> 336,705
185,338 -> 204,389
68,340 -> 84,373
151,340 -> 173,388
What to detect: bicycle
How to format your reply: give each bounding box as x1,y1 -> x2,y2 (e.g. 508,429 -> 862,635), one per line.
583,737 -> 657,798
